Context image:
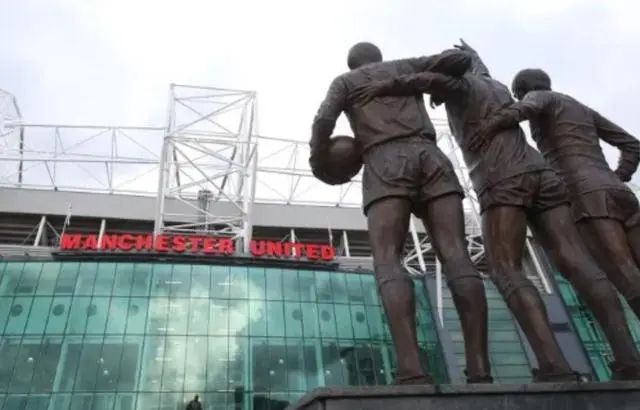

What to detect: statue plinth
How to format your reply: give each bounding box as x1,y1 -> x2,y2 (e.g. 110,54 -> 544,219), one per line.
286,381 -> 640,410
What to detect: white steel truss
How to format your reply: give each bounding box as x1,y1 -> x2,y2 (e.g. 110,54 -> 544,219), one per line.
153,85 -> 258,252
0,123 -> 162,194
0,89 -> 23,185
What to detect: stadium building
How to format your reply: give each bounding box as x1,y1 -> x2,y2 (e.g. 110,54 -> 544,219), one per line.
0,86 -> 638,410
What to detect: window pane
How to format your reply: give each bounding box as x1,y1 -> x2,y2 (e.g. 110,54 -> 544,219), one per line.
297,270 -> 316,302
37,263 -> 62,295
46,297 -> 71,335
247,268 -> 266,300
10,337 -> 41,393
106,298 -> 129,334
346,274 -> 365,303
284,303 -> 303,338
117,336 -> 141,391
321,340 -> 346,386
207,336 -> 229,389
4,297 -> 34,334
170,265 -> 191,297
161,336 -> 186,391
12,263 -> 42,297
209,300 -> 229,336
190,265 -> 210,298
151,264 -> 172,297
314,272 -> 333,302
147,298 -> 169,334
26,395 -> 51,410
67,297 -> 93,334
366,305 -> 386,340
75,263 -> 98,295
0,337 -> 22,391
112,264 -> 134,297
229,267 -> 248,299
25,297 -> 52,335
330,273 -> 348,303
125,298 -> 148,335
188,299 -> 209,336
91,337 -> 123,392
265,269 -> 283,300
183,336 -> 207,392
211,266 -> 230,299
253,338 -> 287,392
50,394 -> 72,410
266,301 -> 285,337
167,299 -> 189,335
3,396 -> 28,410
228,299 -> 248,336
351,304 -> 370,339
335,304 -> 354,339
94,264 -> 116,296
248,300 -> 267,337
85,297 -> 110,334
140,336 -> 164,391
135,394 -> 160,409
360,275 -> 378,305
57,336 -> 82,392
0,263 -> 24,296
301,303 -> 318,339
0,297 -> 13,334
131,264 -> 152,297
284,339 -> 307,391
282,269 -> 301,301
228,336 -> 246,392
55,263 -> 79,295
317,304 -> 337,338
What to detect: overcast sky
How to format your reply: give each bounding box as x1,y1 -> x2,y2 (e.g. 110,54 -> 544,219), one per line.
1,0 -> 639,183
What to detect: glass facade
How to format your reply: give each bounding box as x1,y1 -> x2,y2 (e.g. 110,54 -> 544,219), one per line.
555,273 -> 640,381
440,280 -> 533,383
0,261 -> 447,410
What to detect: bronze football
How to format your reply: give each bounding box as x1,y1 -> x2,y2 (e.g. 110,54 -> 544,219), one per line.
318,135 -> 362,184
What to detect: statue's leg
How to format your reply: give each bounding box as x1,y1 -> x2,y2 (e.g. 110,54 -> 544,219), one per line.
482,205 -> 573,380
576,218 -> 640,320
417,193 -> 491,383
535,205 -> 640,380
367,196 -> 430,384
626,226 -> 640,278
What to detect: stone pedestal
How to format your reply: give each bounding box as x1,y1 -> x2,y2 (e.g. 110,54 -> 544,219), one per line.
286,382 -> 640,410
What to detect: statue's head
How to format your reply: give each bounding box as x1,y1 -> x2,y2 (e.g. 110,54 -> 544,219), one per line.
347,42 -> 382,69
512,69 -> 551,100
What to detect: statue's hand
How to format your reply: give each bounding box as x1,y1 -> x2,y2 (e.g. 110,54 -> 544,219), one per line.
350,80 -> 392,106
454,38 -> 476,54
614,168 -> 632,183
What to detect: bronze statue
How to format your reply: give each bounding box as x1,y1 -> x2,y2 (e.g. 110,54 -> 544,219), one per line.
351,40 -> 640,381
473,67 -> 640,378
310,43 -> 491,384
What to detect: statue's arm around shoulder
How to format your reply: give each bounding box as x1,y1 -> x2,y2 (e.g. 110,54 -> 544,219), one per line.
592,109 -> 640,182
468,91 -> 552,152
491,90 -> 552,130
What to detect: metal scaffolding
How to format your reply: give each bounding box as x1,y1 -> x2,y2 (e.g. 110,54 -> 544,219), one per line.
153,85 -> 258,252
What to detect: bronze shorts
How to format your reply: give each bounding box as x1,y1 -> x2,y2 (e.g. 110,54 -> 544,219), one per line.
571,188 -> 640,230
362,136 -> 464,215
479,170 -> 569,214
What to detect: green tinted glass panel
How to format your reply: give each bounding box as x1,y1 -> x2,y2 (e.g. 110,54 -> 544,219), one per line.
0,261 -> 448,409
554,272 -> 640,381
